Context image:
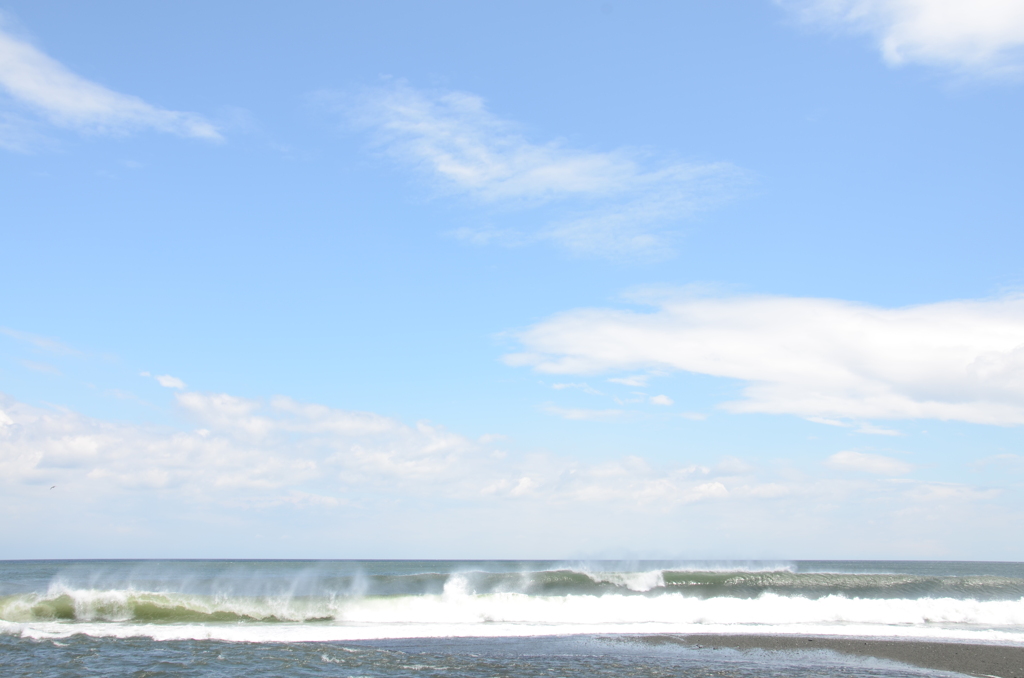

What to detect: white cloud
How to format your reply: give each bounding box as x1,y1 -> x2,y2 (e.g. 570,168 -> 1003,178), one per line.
506,291 -> 1024,425
609,375 -> 649,387
2,389 -> 1015,556
0,390 -> 753,511
154,374 -> 186,390
650,395 -> 674,406
341,82 -> 740,257
0,17 -> 220,145
826,450 -> 913,474
0,391 -> 480,498
350,83 -> 634,202
510,476 -> 538,497
784,0 -> 1024,75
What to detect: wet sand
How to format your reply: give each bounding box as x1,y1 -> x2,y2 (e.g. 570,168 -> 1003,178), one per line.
659,634 -> 1024,677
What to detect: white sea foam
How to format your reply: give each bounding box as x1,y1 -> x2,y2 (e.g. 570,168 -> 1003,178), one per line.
4,588 -> 1024,644
583,570 -> 666,592
442,573 -> 473,597
8,618 -> 1024,645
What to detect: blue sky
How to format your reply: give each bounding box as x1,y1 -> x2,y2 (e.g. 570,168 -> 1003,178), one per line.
2,0 -> 1024,559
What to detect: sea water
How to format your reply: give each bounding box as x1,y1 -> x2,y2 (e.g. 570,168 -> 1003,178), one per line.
2,559 -> 1022,676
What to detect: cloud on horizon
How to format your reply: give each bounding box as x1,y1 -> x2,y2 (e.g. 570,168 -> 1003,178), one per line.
334,82 -> 742,258
0,390 -> 777,511
505,290 -> 1024,426
783,0 -> 1024,76
0,15 -> 221,150
0,389 -> 1008,557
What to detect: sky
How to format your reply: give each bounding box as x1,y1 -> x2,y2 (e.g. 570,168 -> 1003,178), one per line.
2,0 -> 1024,560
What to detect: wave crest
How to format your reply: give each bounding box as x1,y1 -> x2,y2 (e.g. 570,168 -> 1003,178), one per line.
4,586 -> 1024,629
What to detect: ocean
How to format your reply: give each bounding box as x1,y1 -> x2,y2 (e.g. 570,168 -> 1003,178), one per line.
2,559 -> 1023,677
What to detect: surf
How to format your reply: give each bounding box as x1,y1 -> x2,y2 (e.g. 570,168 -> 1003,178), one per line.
3,560 -> 1024,645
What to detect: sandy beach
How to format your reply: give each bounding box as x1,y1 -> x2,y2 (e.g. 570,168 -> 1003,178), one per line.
658,634 -> 1024,678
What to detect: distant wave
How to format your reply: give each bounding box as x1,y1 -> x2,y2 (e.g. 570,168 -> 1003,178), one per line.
7,567 -> 1024,604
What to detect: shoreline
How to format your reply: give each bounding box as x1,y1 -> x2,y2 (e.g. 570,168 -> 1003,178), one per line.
649,634 -> 1024,678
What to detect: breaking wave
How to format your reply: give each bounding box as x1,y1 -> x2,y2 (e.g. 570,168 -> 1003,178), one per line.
3,561 -> 1024,644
